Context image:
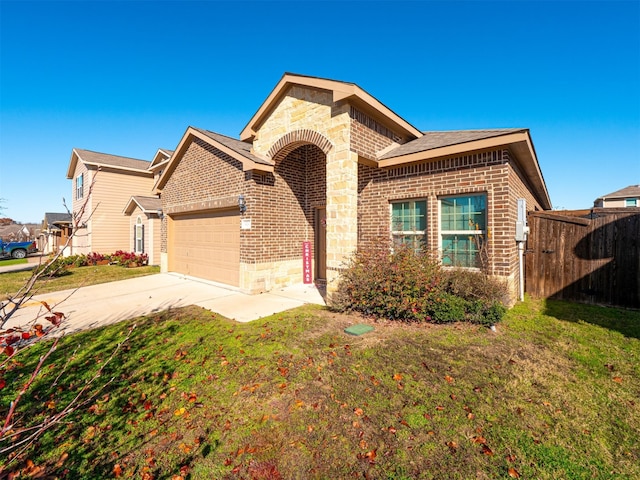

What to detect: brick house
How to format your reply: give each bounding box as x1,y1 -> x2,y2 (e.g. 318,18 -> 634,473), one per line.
155,73 -> 551,300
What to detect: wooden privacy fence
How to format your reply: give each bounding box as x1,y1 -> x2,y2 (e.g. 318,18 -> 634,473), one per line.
525,209 -> 640,309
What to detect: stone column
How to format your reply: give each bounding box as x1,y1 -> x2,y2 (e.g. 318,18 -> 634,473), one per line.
325,145 -> 359,292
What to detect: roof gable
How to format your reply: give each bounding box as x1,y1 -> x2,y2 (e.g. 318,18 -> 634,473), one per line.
149,148 -> 174,171
155,126 -> 274,192
66,148 -> 152,179
240,73 -> 423,142
123,196 -> 162,215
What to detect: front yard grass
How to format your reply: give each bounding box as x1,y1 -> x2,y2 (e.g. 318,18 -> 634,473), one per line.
0,264 -> 160,300
1,298 -> 638,479
0,258 -> 28,267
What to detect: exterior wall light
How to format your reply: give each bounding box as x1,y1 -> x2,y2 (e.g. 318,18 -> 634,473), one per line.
156,208 -> 164,219
238,194 -> 247,213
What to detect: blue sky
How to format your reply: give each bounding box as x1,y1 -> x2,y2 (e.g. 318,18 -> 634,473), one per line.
1,0 -> 638,223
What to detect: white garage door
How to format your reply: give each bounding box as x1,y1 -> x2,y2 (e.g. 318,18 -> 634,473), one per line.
168,210 -> 240,286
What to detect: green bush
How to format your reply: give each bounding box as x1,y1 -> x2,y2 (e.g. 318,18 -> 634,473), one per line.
331,243 -> 443,322
331,242 -> 508,325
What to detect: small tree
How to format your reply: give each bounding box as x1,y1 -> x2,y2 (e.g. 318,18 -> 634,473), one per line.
0,173 -> 135,465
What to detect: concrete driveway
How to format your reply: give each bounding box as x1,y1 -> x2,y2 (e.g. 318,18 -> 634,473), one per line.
4,273 -> 326,334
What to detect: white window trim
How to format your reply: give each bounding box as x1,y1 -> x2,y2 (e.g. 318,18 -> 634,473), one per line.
135,216 -> 144,253
76,173 -> 84,200
390,199 -> 427,251
438,194 -> 487,269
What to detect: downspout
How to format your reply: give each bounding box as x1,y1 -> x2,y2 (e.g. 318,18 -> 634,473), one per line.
518,241 -> 525,302
515,199 -> 529,302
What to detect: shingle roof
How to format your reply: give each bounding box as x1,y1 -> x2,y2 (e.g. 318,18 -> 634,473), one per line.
380,129 -> 526,160
131,196 -> 162,211
44,212 -> 72,225
192,128 -> 274,166
596,184 -> 640,200
74,148 -> 151,171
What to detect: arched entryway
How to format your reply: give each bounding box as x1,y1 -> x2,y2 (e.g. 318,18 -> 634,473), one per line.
271,136 -> 329,282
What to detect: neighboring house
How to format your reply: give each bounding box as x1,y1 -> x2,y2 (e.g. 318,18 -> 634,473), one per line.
155,73 -> 551,301
39,212 -> 72,255
66,149 -> 155,256
593,185 -> 640,208
0,224 -> 33,242
123,196 -> 162,265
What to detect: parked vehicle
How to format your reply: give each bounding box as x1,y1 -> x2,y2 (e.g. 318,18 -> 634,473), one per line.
0,238 -> 37,259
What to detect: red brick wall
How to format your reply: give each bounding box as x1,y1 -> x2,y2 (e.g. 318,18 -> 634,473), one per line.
244,144 -> 326,264
358,149 -> 523,277
161,138 -> 245,251
161,138 -> 327,267
349,107 -> 406,160
504,153 -> 545,293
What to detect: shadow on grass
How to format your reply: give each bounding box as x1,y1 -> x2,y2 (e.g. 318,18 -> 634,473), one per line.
543,298 -> 640,340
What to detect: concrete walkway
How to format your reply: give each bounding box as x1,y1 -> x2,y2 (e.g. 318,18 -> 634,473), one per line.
4,273 -> 326,334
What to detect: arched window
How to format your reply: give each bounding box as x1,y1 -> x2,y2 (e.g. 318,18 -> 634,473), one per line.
135,216 -> 144,253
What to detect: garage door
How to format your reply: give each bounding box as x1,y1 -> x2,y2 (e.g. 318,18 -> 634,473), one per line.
168,210 -> 240,286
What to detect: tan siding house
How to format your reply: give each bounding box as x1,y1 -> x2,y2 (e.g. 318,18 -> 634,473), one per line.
123,196 -> 162,265
155,73 -> 552,303
66,149 -> 156,256
594,185 -> 640,208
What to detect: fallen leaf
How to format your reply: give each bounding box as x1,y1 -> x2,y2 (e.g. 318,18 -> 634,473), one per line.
393,373 -> 403,381
613,376 -> 623,383
472,436 -> 487,444
508,467 -> 521,478
481,444 -> 494,456
364,449 -> 377,463
113,464 -> 123,477
55,452 -> 69,467
174,407 -> 186,416
354,407 -> 364,416
444,375 -> 454,384
446,441 -> 458,453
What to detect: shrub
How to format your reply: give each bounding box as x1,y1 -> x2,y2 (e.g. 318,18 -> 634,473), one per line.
428,292 -> 467,323
441,269 -> 509,325
86,252 -> 106,265
332,242 -> 508,325
331,242 -> 444,322
110,251 -> 148,267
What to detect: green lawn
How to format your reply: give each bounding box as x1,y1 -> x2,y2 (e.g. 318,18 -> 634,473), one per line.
0,258 -> 28,267
0,264 -> 160,300
1,298 -> 638,479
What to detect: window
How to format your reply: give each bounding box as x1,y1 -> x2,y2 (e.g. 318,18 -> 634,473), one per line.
135,217 -> 144,253
391,200 -> 427,251
625,198 -> 637,207
76,173 -> 84,200
440,194 -> 487,268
